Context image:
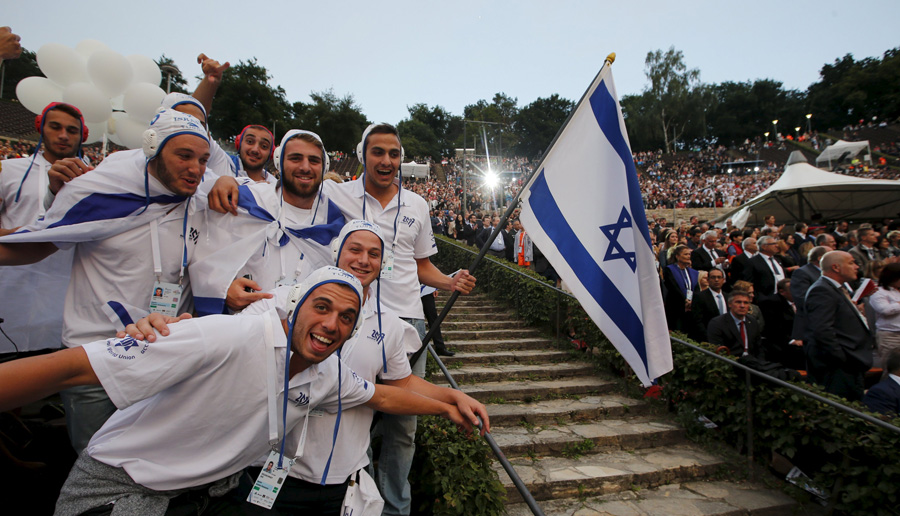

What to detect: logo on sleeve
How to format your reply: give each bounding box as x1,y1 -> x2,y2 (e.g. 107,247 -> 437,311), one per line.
351,370 -> 369,390
292,392 -> 310,406
105,336 -> 149,360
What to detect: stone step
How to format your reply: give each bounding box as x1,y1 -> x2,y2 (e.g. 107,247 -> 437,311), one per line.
456,377 -> 617,402
491,417 -> 684,457
444,338 -> 554,352
437,304 -> 510,314
485,395 -> 654,426
437,299 -> 499,307
442,328 -> 541,340
432,362 -> 594,384
504,480 -> 800,516
441,349 -> 570,366
438,320 -> 523,331
496,445 -> 725,503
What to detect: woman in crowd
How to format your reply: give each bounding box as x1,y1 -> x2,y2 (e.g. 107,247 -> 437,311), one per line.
869,263 -> 900,375
778,235 -> 801,271
726,230 -> 743,259
662,245 -> 700,335
875,235 -> 894,260
657,229 -> 679,270
733,280 -> 766,333
454,213 -> 466,242
886,230 -> 900,257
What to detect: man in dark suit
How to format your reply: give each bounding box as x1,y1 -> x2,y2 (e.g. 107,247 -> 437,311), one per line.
863,349 -> 900,416
729,237 -> 756,287
476,216 -> 513,261
744,235 -> 788,303
691,268 -> 728,343
708,291 -> 762,357
459,213 -> 477,246
691,230 -> 727,273
849,227 -> 880,274
790,246 -> 831,345
760,278 -> 804,369
805,251 -> 874,401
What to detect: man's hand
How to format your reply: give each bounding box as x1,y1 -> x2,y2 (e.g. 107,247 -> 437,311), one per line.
0,27 -> 22,61
208,176 -> 241,215
197,53 -> 230,85
442,404 -> 474,436
449,270 -> 476,295
225,277 -> 273,311
49,158 -> 93,195
450,390 -> 490,436
116,313 -> 191,342
789,339 -> 803,347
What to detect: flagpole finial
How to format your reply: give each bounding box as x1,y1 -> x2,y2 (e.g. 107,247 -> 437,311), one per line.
606,53 -> 616,66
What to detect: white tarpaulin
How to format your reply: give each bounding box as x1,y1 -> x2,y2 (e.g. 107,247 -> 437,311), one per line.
715,161 -> 900,227
815,140 -> 871,170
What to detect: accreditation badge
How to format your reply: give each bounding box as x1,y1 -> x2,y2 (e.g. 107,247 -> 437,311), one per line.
149,281 -> 183,317
247,450 -> 295,509
380,249 -> 395,280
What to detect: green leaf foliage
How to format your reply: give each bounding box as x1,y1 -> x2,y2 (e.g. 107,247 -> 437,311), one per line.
433,236 -> 900,515
410,415 -> 505,516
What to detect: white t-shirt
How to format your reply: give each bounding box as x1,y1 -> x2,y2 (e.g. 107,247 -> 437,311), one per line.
0,153 -> 53,228
238,191 -> 335,290
0,153 -> 77,351
48,152 -> 199,347
84,298 -> 375,491
324,179 -> 437,319
290,291 -> 415,483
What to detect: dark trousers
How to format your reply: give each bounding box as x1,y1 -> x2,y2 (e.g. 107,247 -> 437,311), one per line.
230,467 -> 350,515
813,368 -> 865,402
421,293 -> 447,349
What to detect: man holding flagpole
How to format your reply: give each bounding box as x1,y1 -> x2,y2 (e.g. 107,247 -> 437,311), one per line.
517,54 -> 673,386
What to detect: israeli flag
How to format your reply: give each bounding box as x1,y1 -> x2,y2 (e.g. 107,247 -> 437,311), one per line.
519,64 -> 672,386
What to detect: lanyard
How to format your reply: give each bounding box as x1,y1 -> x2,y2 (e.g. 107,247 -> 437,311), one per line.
265,312 -> 308,467
149,199 -> 190,284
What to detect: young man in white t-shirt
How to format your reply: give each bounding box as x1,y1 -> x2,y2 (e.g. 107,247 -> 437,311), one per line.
324,123 -> 476,515
0,266 -> 476,515
0,103 -> 90,354
0,110 -> 211,453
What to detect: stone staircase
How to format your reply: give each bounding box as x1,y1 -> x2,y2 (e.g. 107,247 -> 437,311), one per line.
432,292 -> 802,516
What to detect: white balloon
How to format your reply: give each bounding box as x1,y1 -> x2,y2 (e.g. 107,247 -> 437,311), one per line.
84,121 -> 107,145
107,113 -> 124,146
62,82 -> 112,123
16,77 -> 64,114
115,115 -> 149,150
127,54 -> 162,85
75,39 -> 110,60
87,49 -> 134,97
123,83 -> 166,122
36,43 -> 89,86
110,94 -> 124,111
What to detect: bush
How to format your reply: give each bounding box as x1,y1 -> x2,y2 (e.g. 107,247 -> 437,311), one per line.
410,416 -> 506,515
433,236 -> 900,515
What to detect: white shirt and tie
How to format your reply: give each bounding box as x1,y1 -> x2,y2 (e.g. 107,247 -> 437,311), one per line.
711,289 -> 727,315
765,254 -> 784,294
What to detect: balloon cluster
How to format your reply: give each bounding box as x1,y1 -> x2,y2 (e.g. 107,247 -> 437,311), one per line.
16,40 -> 167,149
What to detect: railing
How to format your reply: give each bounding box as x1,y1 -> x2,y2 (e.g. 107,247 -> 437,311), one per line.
430,236 -> 900,514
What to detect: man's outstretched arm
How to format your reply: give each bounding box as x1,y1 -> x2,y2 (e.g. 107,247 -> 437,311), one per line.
0,347 -> 99,412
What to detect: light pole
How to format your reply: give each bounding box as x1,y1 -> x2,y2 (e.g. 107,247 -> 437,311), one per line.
160,63 -> 180,94
764,131 -> 769,146
806,113 -> 812,134
795,126 -> 801,140
772,119 -> 779,141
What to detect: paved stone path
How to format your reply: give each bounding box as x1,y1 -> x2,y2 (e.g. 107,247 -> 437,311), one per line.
434,292 -> 806,515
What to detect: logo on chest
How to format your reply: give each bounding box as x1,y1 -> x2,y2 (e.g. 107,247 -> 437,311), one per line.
401,216 -> 415,228
292,392 -> 310,406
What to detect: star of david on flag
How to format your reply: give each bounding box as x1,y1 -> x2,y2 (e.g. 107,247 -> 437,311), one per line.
519,60 -> 672,386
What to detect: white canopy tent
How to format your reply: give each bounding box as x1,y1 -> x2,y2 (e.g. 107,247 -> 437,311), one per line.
815,139 -> 872,170
715,160 -> 900,228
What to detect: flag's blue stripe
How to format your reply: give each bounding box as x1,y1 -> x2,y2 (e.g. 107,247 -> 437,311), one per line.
284,200 -> 345,246
47,192 -> 185,229
107,301 -> 134,327
236,185 -> 278,223
528,171 -> 649,369
589,81 -> 652,248
194,296 -> 226,317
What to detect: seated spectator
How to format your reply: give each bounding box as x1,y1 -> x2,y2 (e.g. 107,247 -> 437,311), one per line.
862,349 -> 900,416
707,291 -> 762,357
